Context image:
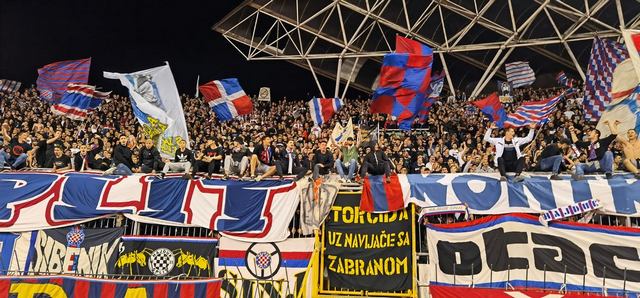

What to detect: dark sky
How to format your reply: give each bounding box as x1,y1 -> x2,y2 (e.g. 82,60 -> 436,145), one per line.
0,0 -> 347,100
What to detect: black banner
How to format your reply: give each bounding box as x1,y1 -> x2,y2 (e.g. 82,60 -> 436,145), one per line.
323,193 -> 413,292
112,236 -> 217,278
31,226 -> 123,275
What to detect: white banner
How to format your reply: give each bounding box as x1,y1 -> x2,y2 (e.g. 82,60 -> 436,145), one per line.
427,214 -> 640,295
258,87 -> 271,101
104,64 -> 190,158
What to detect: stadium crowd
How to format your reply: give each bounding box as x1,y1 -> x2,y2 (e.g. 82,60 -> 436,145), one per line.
0,84 -> 637,182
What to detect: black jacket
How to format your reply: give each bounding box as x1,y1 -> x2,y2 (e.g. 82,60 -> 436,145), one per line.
312,149 -> 334,167
113,144 -> 133,169
140,146 -> 162,169
575,134 -> 616,162
364,150 -> 390,167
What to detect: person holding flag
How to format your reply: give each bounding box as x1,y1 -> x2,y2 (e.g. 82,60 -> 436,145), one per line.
483,122 -> 536,182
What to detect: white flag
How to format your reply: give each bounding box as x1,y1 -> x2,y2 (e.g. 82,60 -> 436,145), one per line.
258,87 -> 271,101
622,29 -> 640,81
104,64 -> 190,158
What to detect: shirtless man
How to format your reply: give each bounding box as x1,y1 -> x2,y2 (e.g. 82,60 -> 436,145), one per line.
614,121 -> 640,178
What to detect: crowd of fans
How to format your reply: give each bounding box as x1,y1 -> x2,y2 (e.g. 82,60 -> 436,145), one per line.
0,83 -> 637,182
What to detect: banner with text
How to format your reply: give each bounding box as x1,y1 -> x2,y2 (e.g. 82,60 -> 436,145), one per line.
374,173 -> 640,215
216,237 -> 314,298
0,172 -> 299,242
427,214 -> 640,296
430,286 -> 612,298
114,236 -> 217,278
324,193 -> 413,292
30,226 -> 123,275
0,275 -> 221,297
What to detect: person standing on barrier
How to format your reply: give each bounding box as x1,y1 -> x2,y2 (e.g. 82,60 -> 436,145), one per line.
537,138 -> 571,180
569,121 -> 618,180
483,122 -> 536,182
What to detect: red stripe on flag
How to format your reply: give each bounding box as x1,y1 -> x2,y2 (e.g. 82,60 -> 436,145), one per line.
154,282 -> 168,298
74,279 -> 90,297
383,174 -> 405,211
206,280 -> 221,298
100,282 -> 116,298
180,283 -> 195,298
281,252 -> 313,260
359,177 -> 375,212
217,249 -> 245,258
0,279 -> 10,297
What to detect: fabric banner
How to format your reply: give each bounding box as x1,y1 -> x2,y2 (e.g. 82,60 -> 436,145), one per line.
361,173 -> 640,216
104,64 -> 190,158
324,193 -> 413,292
216,237 -> 313,298
0,231 -> 37,275
430,286 -> 613,298
29,226 -> 123,275
113,236 -> 217,278
427,214 -> 640,296
299,179 -> 339,236
0,275 -> 221,297
258,87 -> 271,101
0,172 -> 300,242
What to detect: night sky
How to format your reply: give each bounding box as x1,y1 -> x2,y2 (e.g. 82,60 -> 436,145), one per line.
0,0 -> 344,100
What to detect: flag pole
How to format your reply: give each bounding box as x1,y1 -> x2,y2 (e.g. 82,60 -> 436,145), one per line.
195,75 -> 200,98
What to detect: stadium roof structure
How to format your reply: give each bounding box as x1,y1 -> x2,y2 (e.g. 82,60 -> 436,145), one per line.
214,0 -> 640,98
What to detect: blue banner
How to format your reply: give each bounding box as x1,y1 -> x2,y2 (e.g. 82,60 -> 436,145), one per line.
0,173 -> 300,242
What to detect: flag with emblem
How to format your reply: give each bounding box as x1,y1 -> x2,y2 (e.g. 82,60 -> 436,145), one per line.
583,37 -> 629,122
0,79 -> 22,93
37,58 -> 91,102
199,78 -> 253,121
371,36 -> 433,131
505,61 -> 536,88
418,71 -> 445,122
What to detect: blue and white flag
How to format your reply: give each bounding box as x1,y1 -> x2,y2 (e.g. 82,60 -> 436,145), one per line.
51,84 -> 110,120
505,61 -> 536,88
104,63 -> 190,158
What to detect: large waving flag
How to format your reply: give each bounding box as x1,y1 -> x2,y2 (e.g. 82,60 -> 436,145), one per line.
611,59 -> 639,103
104,63 -> 190,158
622,29 -> 640,80
418,71 -> 445,122
471,93 -> 507,128
51,84 -> 110,120
37,58 -> 91,102
199,78 -> 253,122
308,97 -> 343,126
583,37 -> 629,122
596,84 -> 640,138
371,36 -> 433,131
503,90 -> 568,127
505,61 -> 536,88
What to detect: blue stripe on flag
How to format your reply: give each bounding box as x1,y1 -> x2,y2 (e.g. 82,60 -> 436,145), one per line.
312,97 -> 323,125
368,175 -> 389,212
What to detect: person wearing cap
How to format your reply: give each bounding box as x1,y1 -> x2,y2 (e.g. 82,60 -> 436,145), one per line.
569,121 -> 618,180
537,138 -> 571,180
335,137 -> 358,182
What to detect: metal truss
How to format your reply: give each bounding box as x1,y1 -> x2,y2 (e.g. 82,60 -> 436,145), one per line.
214,0 -> 640,98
